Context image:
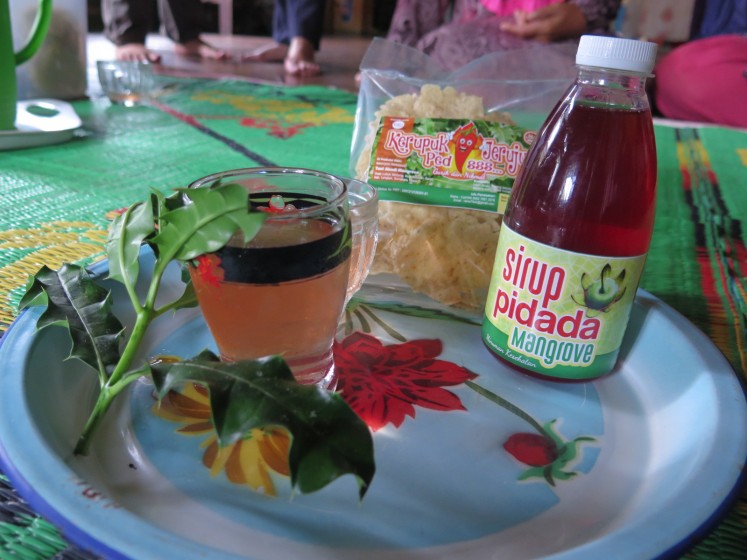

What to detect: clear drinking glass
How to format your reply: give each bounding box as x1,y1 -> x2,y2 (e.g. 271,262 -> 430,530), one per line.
188,167 -> 351,388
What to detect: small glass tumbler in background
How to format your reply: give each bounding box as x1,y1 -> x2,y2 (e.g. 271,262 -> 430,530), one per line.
345,178 -> 378,303
187,167 -> 352,388
96,60 -> 154,107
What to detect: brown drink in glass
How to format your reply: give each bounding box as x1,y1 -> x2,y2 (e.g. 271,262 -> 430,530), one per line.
188,168 -> 351,388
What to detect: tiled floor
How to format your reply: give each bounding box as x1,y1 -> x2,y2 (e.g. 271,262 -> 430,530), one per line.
87,32 -> 373,94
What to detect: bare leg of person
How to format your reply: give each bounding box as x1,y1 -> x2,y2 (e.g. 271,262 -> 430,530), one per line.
115,43 -> 162,63
284,36 -> 320,76
173,38 -> 230,60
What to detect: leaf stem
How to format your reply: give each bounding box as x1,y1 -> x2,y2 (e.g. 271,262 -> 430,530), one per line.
74,372 -> 143,455
75,312 -> 153,455
154,291 -> 197,317
465,380 -> 551,438
108,307 -> 154,385
75,393 -> 110,455
106,256 -> 171,386
144,260 -> 170,311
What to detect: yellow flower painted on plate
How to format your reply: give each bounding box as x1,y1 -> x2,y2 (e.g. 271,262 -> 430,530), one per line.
153,382 -> 291,495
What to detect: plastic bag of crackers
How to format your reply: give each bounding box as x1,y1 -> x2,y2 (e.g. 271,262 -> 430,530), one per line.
350,38 -> 575,310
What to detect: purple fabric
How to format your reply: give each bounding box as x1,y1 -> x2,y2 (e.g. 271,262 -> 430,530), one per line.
386,0 -> 621,70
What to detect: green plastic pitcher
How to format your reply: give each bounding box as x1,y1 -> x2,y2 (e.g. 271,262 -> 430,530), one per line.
0,0 -> 52,130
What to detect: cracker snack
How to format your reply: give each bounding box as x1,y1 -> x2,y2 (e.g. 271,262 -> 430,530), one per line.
357,86 -> 515,309
373,203 -> 504,309
351,39 -> 573,310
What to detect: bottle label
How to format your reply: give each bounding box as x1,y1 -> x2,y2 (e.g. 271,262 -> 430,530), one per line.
482,225 -> 646,379
367,117 -> 535,213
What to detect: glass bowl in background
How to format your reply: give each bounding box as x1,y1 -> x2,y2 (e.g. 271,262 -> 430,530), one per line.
96,60 -> 155,107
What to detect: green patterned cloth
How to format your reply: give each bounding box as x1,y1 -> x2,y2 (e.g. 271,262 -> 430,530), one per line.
0,77 -> 745,559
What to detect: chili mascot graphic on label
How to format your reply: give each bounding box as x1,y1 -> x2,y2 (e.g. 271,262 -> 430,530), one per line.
449,122 -> 483,173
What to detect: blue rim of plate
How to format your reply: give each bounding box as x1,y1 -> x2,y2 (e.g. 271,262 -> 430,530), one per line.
0,253 -> 746,560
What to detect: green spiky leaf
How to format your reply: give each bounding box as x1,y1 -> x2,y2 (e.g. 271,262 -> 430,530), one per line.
152,184 -> 265,262
19,264 -> 123,376
168,277 -> 198,310
106,198 -> 156,288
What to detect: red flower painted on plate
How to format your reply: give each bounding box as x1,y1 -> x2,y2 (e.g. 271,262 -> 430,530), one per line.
504,433 -> 558,467
193,254 -> 224,287
334,332 -> 477,430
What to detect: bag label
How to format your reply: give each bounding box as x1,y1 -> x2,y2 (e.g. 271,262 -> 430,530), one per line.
482,225 -> 646,379
368,117 -> 535,213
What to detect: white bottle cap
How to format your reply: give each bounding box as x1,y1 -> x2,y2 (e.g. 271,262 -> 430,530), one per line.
576,35 -> 658,74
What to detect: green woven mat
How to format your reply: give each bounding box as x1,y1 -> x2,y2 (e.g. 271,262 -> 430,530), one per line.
649,125 -> 747,559
0,77 -> 745,559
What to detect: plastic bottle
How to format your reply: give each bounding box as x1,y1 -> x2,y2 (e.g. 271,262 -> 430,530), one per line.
481,35 -> 658,381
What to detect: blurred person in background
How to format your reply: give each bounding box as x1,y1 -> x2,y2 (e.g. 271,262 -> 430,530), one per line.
102,0 -> 229,62
243,0 -> 327,76
386,0 -> 621,70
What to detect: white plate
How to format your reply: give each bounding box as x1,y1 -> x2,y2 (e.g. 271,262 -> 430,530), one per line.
0,252 -> 745,560
0,99 -> 81,151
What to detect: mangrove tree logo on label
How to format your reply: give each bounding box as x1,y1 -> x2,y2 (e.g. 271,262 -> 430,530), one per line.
489,243 -> 601,368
